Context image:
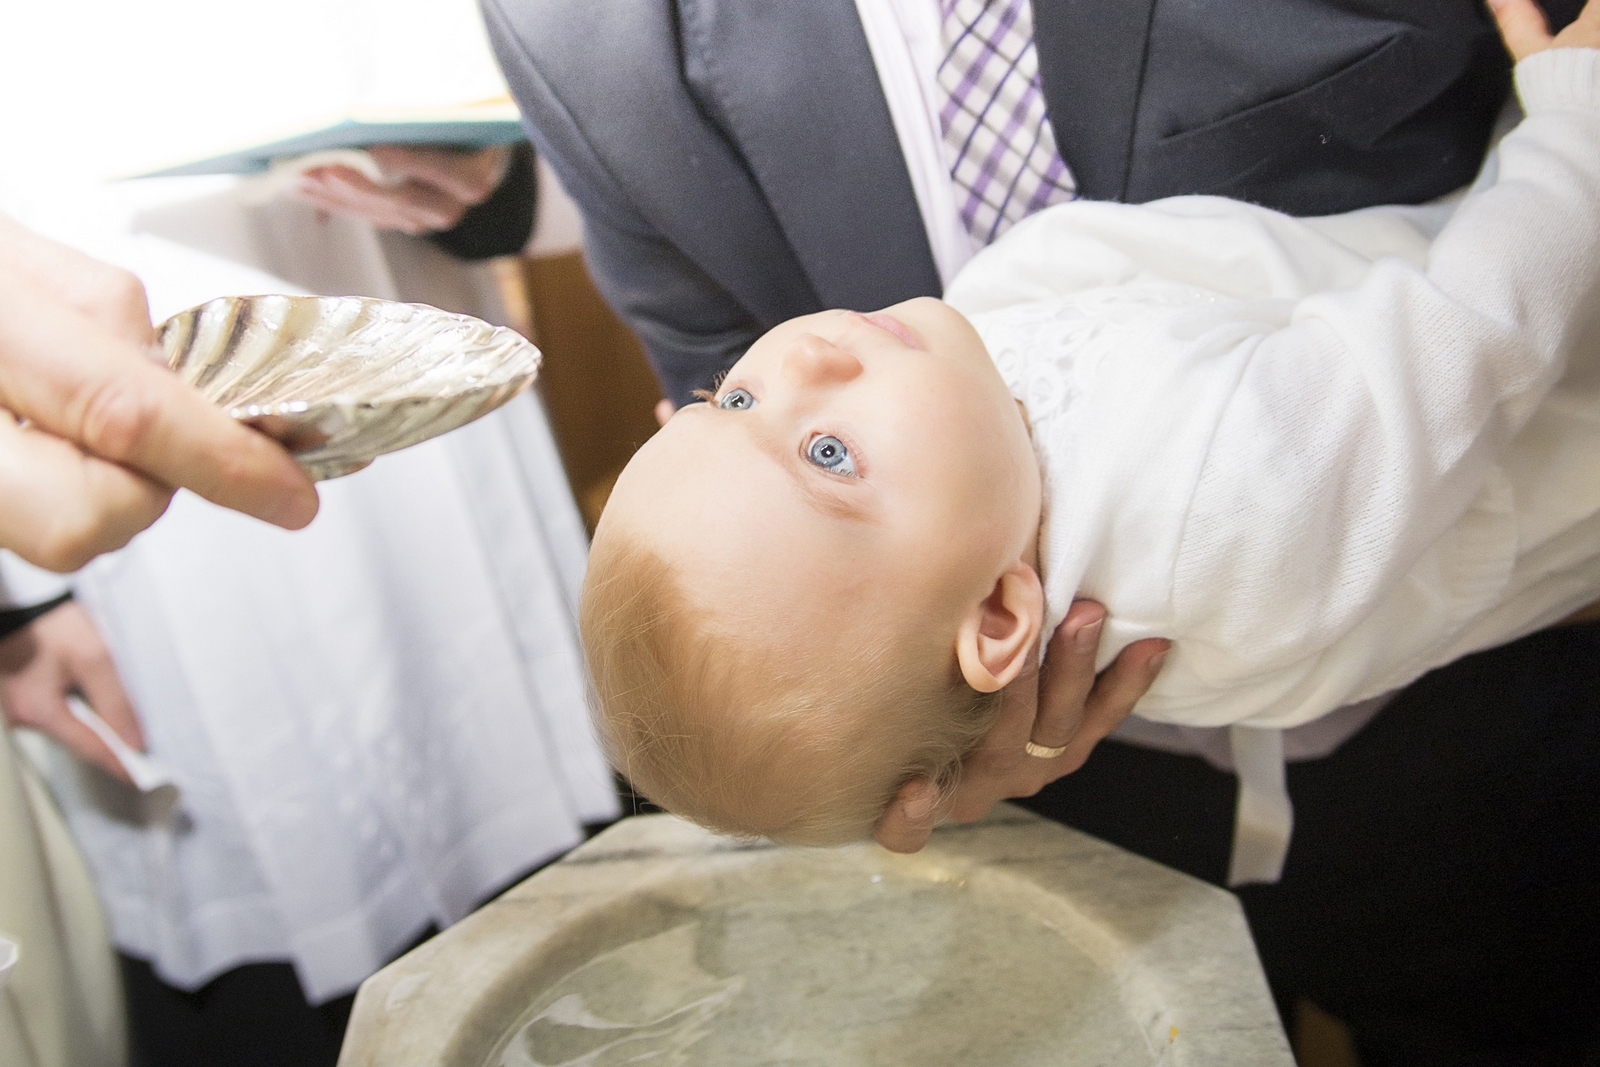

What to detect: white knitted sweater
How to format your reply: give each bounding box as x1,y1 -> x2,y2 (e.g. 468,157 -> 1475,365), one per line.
947,49 -> 1600,732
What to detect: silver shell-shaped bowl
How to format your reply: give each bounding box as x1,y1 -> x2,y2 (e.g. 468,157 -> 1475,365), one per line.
159,295 -> 542,480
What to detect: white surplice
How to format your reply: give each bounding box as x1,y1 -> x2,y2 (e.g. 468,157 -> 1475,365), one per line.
7,193 -> 619,1005
1,0 -> 618,1007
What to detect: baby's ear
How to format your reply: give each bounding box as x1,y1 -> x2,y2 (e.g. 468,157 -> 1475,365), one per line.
955,562 -> 1043,693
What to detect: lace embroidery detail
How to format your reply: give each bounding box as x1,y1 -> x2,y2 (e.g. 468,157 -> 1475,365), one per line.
976,286 -> 1222,427
973,285 -> 1227,638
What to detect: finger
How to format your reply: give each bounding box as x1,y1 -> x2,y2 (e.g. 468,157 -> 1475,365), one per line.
49,707 -> 135,785
655,399 -> 677,427
313,170 -> 465,233
1556,0 -> 1600,48
948,741 -> 1056,819
0,279 -> 318,534
872,777 -> 940,854
1072,638 -> 1170,760
949,699 -> 1062,818
955,636 -> 1171,811
299,170 -> 467,233
965,649 -> 1039,771
5,686 -> 134,785
1029,601 -> 1106,749
0,413 -> 174,571
296,171 -> 436,234
947,685 -> 1037,822
297,172 -> 450,235
64,643 -> 144,753
0,214 -> 154,344
1488,0 -> 1553,60
988,638 -> 1170,796
937,639 -> 1042,823
366,144 -> 508,206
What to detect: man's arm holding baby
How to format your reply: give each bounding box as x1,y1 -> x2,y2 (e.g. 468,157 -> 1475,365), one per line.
874,601 -> 1169,854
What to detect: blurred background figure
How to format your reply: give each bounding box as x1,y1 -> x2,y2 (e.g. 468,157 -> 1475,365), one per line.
0,212 -> 318,1067
0,1 -> 655,1063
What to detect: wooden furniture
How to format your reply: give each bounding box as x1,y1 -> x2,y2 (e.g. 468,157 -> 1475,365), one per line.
500,251 -> 661,532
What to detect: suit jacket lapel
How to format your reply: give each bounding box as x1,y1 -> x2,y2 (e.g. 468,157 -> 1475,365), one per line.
1032,0 -> 1158,202
678,0 -> 941,308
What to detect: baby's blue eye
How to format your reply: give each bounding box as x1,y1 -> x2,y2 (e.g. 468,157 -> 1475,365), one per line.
718,388 -> 756,410
806,434 -> 856,477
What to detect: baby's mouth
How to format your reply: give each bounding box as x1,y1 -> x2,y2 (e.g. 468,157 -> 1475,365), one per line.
856,311 -> 925,350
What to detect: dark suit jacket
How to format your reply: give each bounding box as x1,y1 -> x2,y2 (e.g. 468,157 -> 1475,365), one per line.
483,0 -> 1581,405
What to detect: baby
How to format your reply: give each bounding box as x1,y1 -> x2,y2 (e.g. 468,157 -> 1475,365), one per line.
581,41 -> 1600,846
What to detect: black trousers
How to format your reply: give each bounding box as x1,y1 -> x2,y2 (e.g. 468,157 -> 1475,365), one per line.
120,956 -> 354,1067
1021,620 -> 1600,1067
116,838 -> 611,1067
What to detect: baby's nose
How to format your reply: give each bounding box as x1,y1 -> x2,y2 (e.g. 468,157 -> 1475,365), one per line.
783,334 -> 864,386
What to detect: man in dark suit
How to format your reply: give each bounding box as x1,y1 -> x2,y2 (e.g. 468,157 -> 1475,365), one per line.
481,0 -> 1580,404
482,2 -> 1598,1063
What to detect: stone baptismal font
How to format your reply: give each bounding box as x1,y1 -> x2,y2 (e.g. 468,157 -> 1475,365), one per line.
337,805 -> 1293,1066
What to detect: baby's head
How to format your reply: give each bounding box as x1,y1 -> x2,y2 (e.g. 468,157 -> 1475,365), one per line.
581,298 -> 1043,845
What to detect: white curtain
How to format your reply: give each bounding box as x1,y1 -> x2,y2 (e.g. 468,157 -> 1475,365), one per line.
38,203 -> 619,1003
3,0 -> 618,1004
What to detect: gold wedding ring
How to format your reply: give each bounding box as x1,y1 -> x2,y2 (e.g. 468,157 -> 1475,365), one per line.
1024,740 -> 1069,759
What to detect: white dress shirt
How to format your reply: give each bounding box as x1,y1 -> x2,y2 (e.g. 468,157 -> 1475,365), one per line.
854,0 -> 996,287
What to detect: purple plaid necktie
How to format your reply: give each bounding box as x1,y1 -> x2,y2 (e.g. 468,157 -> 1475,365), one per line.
937,0 -> 1076,246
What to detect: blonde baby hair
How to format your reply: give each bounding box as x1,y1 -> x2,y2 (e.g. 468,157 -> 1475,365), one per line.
579,532 -> 1003,846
